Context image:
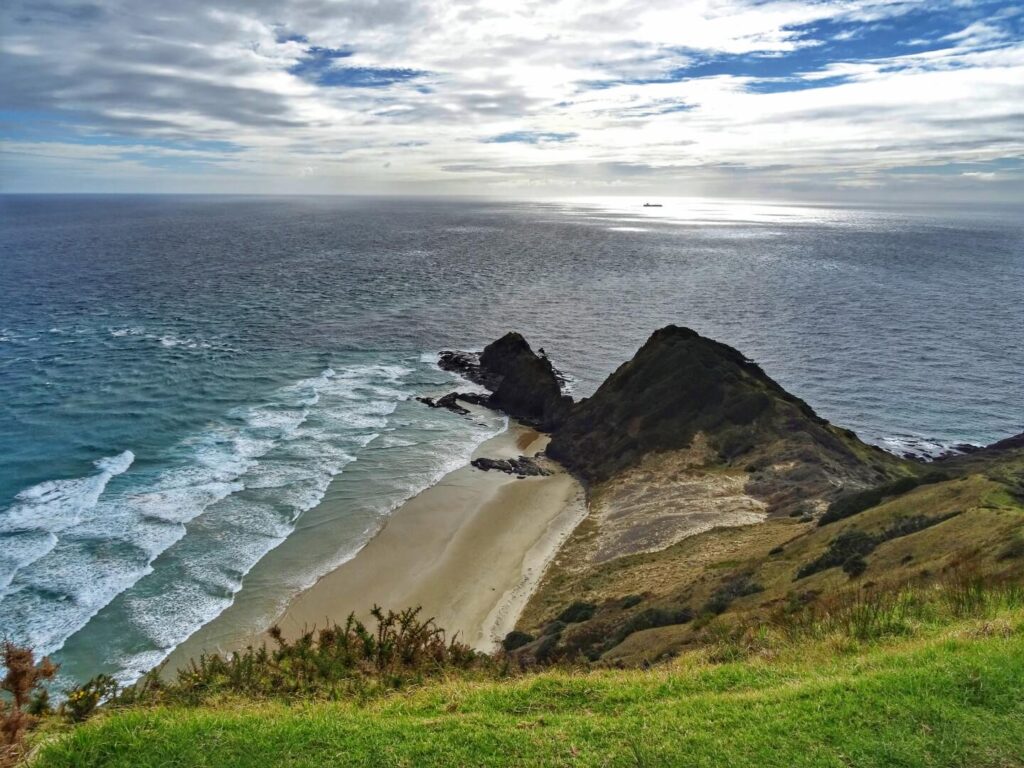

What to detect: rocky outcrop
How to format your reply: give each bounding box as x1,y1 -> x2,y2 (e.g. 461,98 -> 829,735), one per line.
416,391 -> 492,416
435,333 -> 572,431
437,350 -> 491,388
963,431 -> 1024,455
433,325 -> 906,515
546,325 -> 907,515
482,334 -> 572,431
471,456 -> 552,477
417,393 -> 471,416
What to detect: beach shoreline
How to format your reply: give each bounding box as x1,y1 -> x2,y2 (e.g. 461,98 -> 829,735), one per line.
269,421 -> 586,651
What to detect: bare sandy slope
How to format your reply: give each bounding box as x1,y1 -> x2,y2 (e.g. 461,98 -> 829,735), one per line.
273,423 -> 586,651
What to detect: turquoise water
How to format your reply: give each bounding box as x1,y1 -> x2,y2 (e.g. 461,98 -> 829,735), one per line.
1,194 -> 1021,687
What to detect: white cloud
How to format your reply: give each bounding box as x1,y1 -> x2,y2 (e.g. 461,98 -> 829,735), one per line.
0,0 -> 1021,199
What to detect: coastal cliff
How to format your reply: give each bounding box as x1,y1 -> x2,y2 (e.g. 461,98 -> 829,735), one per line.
439,327 -> 1024,665
547,325 -> 905,515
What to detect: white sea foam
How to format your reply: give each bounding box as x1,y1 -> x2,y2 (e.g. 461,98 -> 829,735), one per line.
0,363 -> 418,661
876,434 -> 980,459
155,334 -> 213,349
112,404 -> 508,685
0,450 -> 135,536
0,531 -> 58,594
1,357 -> 510,681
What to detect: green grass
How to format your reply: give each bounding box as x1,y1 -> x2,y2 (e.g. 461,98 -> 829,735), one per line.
32,614 -> 1024,767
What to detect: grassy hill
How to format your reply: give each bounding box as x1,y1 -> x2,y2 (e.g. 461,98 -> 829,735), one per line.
514,437 -> 1024,666
29,603 -> 1024,767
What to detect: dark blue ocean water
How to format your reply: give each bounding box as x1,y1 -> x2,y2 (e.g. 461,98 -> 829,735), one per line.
1,194 -> 1022,686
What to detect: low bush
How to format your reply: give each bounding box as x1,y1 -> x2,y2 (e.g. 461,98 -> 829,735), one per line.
617,607 -> 694,639
556,602 -> 597,624
500,631 -> 535,652
94,606 -> 484,712
819,473 -> 949,527
997,534 -> 1024,562
64,675 -> 118,723
703,574 -> 764,615
796,529 -> 876,579
2,641 -> 58,767
842,555 -> 868,578
798,512 -> 961,580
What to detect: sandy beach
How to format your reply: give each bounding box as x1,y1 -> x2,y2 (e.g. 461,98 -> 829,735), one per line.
271,422 -> 586,651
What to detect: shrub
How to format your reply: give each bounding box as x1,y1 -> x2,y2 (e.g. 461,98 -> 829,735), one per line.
63,675 -> 118,724
555,601 -> 597,624
621,595 -> 644,609
819,473 -> 949,527
703,574 -> 764,615
533,633 -> 562,664
996,535 -> 1024,562
501,631 -> 535,652
541,620 -> 566,637
842,555 -> 868,578
796,530 -> 876,579
1,641 -> 58,765
881,512 -> 959,540
109,606 -> 483,709
798,512 -> 959,580
606,607 -> 695,652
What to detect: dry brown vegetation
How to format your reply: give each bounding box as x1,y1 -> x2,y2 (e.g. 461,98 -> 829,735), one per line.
516,449 -> 1024,666
1,642 -> 57,767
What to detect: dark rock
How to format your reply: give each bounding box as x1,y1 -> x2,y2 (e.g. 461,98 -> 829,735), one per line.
416,390 -> 494,417
436,333 -> 572,430
416,393 -> 470,416
471,456 -> 552,477
979,432 -> 1024,452
951,443 -> 980,454
479,333 -> 572,430
437,350 -> 488,386
436,392 -> 471,415
454,392 -> 491,407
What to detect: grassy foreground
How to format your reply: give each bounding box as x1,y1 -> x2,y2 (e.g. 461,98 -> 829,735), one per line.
32,614 -> 1024,768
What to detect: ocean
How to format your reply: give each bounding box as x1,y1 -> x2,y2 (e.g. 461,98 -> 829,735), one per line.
1,194 -> 1022,688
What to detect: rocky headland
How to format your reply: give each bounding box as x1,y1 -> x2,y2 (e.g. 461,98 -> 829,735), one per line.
430,326 -> 1024,665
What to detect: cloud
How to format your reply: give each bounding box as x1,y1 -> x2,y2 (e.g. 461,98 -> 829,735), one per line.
0,0 -> 1021,200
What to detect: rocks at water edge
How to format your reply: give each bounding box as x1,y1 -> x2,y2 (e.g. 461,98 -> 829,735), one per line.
416,391 -> 492,416
434,333 -> 572,431
471,456 -> 552,477
478,333 -> 572,431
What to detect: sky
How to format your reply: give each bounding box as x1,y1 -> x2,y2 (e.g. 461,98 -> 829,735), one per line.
1,0 -> 1023,201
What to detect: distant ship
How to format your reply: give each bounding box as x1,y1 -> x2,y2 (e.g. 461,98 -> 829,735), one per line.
642,202 -> 663,207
